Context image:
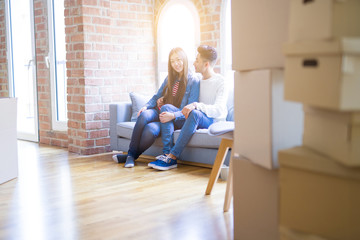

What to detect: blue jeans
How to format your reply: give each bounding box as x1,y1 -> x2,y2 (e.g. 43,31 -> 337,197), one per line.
160,109 -> 214,158
170,110 -> 214,158
160,104 -> 185,154
128,109 -> 161,159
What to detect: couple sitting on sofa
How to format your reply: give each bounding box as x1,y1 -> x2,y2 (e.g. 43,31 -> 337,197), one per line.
112,45 -> 228,170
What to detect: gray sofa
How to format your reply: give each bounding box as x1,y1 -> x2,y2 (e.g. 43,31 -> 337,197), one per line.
109,91 -> 234,166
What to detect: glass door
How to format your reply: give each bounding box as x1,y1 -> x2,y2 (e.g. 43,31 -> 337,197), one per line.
6,0 -> 39,142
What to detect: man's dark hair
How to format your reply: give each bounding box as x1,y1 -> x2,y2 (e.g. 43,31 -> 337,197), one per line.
197,45 -> 217,66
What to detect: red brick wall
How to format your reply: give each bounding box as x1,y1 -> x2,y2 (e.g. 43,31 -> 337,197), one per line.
0,1 -> 8,97
65,0 -> 156,154
194,0 -> 223,73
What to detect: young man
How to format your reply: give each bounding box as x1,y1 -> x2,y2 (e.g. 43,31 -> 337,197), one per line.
149,45 -> 228,170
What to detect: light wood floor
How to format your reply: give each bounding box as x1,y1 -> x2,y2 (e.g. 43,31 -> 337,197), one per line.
0,141 -> 233,240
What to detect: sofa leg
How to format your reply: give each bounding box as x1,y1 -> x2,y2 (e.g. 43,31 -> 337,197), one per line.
205,138 -> 233,195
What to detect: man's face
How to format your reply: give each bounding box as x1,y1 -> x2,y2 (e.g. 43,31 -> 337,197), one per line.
193,53 -> 206,74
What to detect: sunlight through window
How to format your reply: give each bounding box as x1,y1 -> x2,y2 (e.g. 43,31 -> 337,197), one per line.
157,0 -> 200,84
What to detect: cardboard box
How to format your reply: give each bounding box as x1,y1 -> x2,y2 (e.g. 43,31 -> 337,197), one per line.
279,146 -> 360,240
288,0 -> 360,42
303,106 -> 360,167
0,98 -> 18,184
233,156 -> 279,240
280,226 -> 329,240
284,38 -> 360,110
231,0 -> 289,71
234,69 -> 303,169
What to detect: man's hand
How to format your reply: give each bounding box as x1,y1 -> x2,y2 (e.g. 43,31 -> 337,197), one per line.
137,106 -> 147,116
182,103 -> 196,119
157,97 -> 164,109
159,112 -> 175,123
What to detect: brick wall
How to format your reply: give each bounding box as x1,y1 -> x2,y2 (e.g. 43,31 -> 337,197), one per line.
65,0 -> 156,154
194,0 -> 223,73
0,1 -> 8,97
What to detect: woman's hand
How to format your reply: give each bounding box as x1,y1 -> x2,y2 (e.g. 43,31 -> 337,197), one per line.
159,112 -> 175,123
157,97 -> 164,109
137,106 -> 147,116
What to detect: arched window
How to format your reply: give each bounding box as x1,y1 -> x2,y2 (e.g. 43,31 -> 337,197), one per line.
157,0 -> 200,86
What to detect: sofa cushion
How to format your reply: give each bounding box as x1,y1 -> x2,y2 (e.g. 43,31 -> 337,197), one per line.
173,128 -> 221,148
129,92 -> 150,122
117,122 -> 136,139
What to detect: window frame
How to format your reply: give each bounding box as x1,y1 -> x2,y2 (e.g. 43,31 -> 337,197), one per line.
47,0 -> 67,131
220,0 -> 234,86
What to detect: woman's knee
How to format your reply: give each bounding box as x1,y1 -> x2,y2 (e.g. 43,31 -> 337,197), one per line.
143,123 -> 160,139
137,109 -> 157,123
160,104 -> 175,113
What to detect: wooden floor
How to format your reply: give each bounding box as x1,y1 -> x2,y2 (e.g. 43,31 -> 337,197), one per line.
0,141 -> 233,240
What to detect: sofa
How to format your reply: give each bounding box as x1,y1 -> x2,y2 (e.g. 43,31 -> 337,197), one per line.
110,90 -> 234,166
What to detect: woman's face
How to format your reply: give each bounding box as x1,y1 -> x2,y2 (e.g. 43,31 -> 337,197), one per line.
170,52 -> 184,74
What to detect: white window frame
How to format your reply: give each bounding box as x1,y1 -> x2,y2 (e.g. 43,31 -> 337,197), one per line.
47,0 -> 67,131
5,0 -> 40,142
221,0 -> 234,86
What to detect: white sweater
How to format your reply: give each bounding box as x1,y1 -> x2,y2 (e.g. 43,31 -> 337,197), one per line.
196,74 -> 228,122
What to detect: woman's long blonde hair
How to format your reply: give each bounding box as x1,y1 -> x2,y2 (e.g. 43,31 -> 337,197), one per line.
162,47 -> 188,108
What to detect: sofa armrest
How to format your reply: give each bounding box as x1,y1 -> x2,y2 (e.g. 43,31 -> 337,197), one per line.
110,102 -> 132,150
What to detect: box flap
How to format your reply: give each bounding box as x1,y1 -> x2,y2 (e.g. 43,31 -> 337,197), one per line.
278,146 -> 360,180
303,105 -> 360,125
284,38 -> 360,56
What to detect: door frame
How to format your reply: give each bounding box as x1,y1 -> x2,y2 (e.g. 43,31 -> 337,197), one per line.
5,0 -> 39,142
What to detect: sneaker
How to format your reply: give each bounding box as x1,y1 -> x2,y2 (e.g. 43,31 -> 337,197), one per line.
112,153 -> 127,163
148,154 -> 166,167
124,156 -> 135,168
155,154 -> 167,160
148,159 -> 161,168
152,156 -> 177,171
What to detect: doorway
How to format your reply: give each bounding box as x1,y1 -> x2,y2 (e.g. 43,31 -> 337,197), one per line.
6,0 -> 39,142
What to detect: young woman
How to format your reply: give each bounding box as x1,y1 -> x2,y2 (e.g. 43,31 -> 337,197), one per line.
112,47 -> 200,167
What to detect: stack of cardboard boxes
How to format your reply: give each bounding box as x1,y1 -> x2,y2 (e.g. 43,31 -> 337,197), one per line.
279,0 -> 360,240
231,0 -> 303,239
279,0 -> 360,239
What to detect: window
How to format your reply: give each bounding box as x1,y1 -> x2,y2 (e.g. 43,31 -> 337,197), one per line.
221,0 -> 234,87
6,0 -> 39,142
157,0 -> 200,85
47,0 -> 67,131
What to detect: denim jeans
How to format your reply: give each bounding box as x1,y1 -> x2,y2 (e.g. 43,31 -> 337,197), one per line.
128,109 -> 161,159
160,104 -> 185,154
170,110 -> 214,158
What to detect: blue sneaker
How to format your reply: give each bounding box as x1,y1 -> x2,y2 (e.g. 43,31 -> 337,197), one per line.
148,154 -> 166,168
152,156 -> 177,171
148,159 -> 161,168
